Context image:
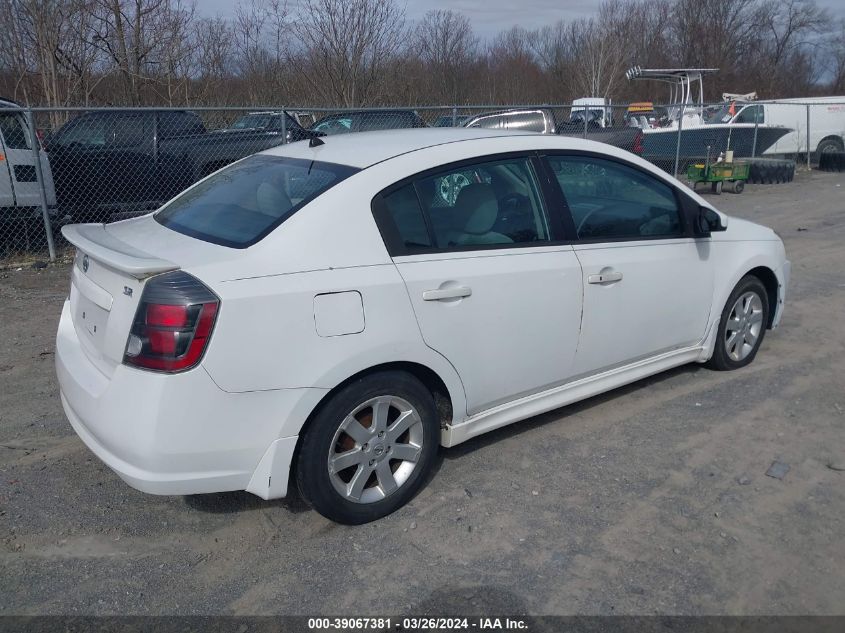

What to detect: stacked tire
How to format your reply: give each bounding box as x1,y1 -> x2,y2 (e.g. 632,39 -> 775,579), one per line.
747,159 -> 795,184
819,152 -> 845,172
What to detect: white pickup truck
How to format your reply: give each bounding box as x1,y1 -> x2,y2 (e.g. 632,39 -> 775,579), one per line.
0,98 -> 58,222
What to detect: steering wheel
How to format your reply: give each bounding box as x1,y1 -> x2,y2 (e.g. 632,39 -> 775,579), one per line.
577,207 -> 603,236
498,192 -> 529,213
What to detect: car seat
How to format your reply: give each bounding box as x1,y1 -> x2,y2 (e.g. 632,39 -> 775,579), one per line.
256,181 -> 293,218
451,184 -> 513,246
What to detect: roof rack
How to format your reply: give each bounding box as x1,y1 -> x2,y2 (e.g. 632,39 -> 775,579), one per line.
625,67 -> 720,81
626,66 -> 720,118
722,92 -> 758,102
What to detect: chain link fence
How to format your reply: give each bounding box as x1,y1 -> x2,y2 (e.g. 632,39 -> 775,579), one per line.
1,101 -> 843,262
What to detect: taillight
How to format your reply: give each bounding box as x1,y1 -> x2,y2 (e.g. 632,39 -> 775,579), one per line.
632,131 -> 644,155
123,271 -> 219,373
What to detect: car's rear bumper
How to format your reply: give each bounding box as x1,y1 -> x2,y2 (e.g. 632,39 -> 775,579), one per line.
55,299 -> 325,498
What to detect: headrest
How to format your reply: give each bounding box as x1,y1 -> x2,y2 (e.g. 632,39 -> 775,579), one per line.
256,181 -> 293,216
455,183 -> 499,234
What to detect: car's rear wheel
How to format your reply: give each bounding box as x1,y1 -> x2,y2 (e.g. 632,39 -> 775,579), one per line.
707,276 -> 769,371
296,371 -> 439,524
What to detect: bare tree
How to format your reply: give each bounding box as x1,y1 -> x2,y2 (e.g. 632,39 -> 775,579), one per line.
153,0 -> 197,105
753,0 -> 830,95
191,16 -> 234,103
827,19 -> 845,93
485,26 -> 545,104
413,10 -> 478,104
0,0 -> 840,108
291,0 -> 406,107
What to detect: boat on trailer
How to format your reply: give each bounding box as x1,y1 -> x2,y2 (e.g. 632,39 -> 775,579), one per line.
624,67 -> 791,169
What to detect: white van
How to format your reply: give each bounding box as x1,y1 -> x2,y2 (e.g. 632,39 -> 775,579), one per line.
0,98 -> 58,221
730,97 -> 845,156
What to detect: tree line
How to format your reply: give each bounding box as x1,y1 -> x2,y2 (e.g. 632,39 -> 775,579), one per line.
1,0 -> 843,110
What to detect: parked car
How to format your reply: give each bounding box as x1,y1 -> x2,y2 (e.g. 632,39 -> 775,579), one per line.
215,110 -> 313,143
432,114 -> 473,127
45,110 -> 298,221
464,107 -> 643,154
465,108 -> 557,134
57,128 -> 789,524
310,110 -> 427,135
0,98 -> 59,222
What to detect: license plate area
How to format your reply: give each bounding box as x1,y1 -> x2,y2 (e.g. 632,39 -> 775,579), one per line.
73,289 -> 109,348
70,268 -> 113,354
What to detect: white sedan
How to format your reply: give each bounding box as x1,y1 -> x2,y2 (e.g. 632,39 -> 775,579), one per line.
56,129 -> 789,524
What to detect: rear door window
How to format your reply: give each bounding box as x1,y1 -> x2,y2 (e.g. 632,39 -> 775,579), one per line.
374,156 -> 553,254
156,155 -> 358,248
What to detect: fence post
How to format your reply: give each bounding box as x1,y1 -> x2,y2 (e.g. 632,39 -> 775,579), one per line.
451,106 -> 457,127
673,104 -> 684,177
281,107 -> 287,144
26,108 -> 56,262
751,108 -> 759,158
806,104 -> 811,171
582,103 -> 588,139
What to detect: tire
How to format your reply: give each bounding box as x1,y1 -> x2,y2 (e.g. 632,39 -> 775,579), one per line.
711,181 -> 722,195
819,151 -> 845,172
732,180 -> 745,194
747,158 -> 793,185
296,371 -> 439,524
707,276 -> 770,371
816,138 -> 844,158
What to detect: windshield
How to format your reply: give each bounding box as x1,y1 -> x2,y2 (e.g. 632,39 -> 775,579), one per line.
312,117 -> 352,134
229,114 -> 274,130
155,155 -> 359,248
569,109 -> 601,124
704,104 -> 733,124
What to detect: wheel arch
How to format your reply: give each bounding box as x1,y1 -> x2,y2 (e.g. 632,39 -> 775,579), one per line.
745,265 -> 779,329
333,362 -> 452,425
817,135 -> 844,153
297,360 -> 458,444
701,253 -> 785,363
286,360 -> 458,494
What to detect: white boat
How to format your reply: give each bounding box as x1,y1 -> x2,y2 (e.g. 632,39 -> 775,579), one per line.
624,66 -> 791,165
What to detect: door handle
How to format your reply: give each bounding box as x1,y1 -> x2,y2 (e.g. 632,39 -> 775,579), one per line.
422,286 -> 472,301
587,271 -> 623,284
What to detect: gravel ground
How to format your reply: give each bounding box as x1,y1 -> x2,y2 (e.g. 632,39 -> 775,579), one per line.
1,170 -> 844,616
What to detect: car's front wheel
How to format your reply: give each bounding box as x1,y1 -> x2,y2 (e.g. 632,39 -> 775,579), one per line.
707,275 -> 769,371
296,371 -> 439,524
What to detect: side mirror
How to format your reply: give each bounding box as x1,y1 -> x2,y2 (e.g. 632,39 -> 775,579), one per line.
696,206 -> 728,235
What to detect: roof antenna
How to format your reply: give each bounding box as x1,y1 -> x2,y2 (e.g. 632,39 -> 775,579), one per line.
308,133 -> 325,148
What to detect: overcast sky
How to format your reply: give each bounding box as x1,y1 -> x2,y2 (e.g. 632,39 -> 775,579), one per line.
199,0 -> 845,41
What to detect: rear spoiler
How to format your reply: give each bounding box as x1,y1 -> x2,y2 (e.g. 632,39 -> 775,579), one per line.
61,224 -> 178,278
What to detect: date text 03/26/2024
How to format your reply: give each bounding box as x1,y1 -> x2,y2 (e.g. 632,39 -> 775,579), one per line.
307,617 -> 529,630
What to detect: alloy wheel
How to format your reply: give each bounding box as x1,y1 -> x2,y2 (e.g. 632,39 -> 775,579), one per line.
327,396 -> 424,504
724,291 -> 764,361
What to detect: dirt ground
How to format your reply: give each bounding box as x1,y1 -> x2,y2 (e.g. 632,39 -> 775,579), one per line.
1,170 -> 844,616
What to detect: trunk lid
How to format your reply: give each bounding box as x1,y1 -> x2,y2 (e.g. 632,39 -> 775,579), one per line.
62,223 -> 178,377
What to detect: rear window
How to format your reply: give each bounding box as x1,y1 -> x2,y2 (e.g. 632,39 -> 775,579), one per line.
155,155 -> 358,248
